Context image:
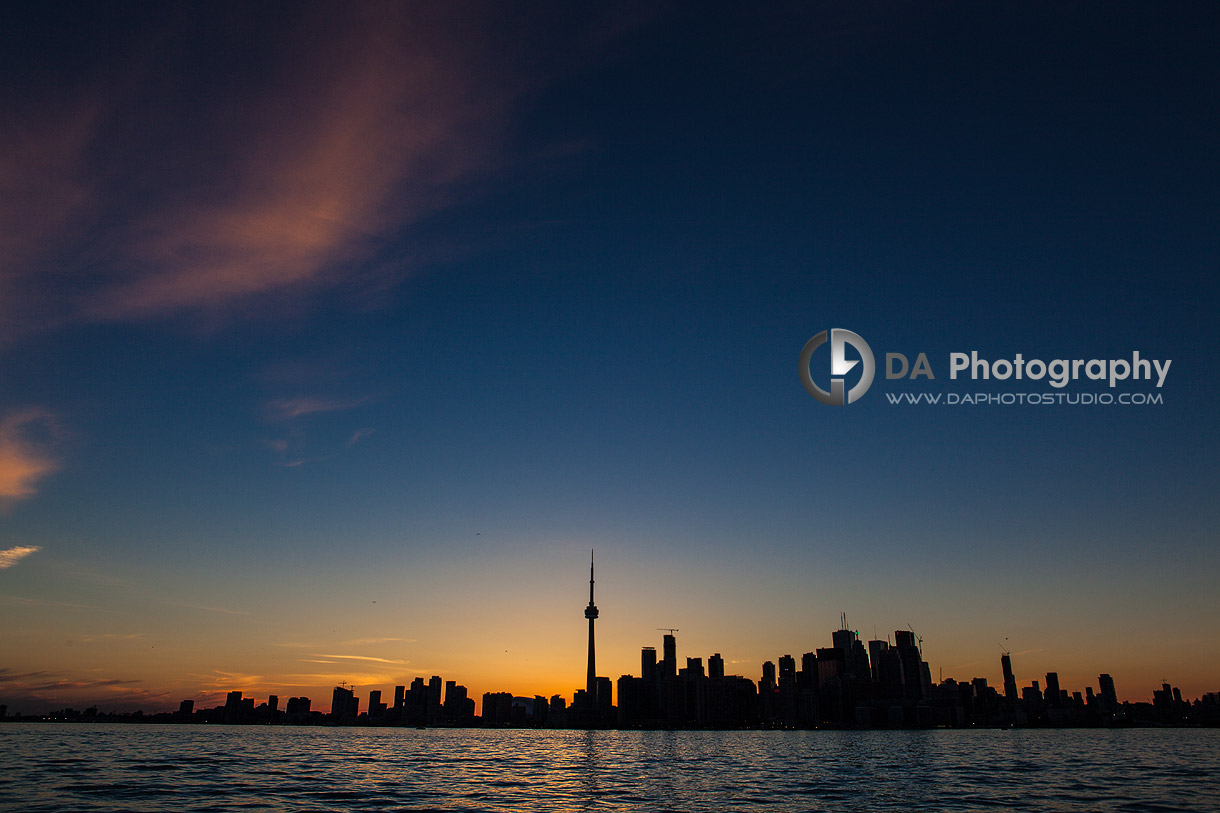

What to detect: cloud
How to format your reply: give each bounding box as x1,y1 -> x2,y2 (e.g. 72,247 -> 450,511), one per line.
309,654 -> 408,665
346,428 -> 375,448
338,636 -> 407,646
0,5 -> 535,339
0,594 -> 103,610
25,677 -> 142,691
0,409 -> 62,505
171,602 -> 249,616
284,671 -> 404,687
70,633 -> 145,644
0,668 -> 52,684
0,546 -> 41,569
268,397 -> 367,421
188,670 -> 268,691
0,667 -> 164,711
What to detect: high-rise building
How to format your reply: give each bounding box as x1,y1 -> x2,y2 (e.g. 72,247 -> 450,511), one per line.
709,653 -> 725,680
368,689 -> 385,718
427,676 -> 443,724
331,685 -> 357,721
641,646 -> 657,683
661,633 -> 677,679
761,660 -> 777,691
894,630 -> 928,701
816,647 -> 846,724
800,652 -> 817,685
1099,674 -> 1119,716
832,616 -> 871,682
1045,672 -> 1062,707
1001,654 -> 1018,702
867,639 -> 889,682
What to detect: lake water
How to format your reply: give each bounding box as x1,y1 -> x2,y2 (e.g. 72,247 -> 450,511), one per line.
0,724 -> 1216,812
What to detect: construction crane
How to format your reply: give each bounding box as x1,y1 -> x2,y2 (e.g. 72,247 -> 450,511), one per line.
907,624 -> 924,657
998,638 -> 1010,656
656,628 -> 680,636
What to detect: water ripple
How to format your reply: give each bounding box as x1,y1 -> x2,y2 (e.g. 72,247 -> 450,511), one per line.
0,725 -> 1217,812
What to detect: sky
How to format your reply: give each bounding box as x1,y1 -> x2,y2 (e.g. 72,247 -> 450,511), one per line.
1,2 -> 1217,714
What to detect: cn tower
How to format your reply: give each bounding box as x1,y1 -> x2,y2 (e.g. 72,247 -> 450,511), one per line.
584,550 -> 598,701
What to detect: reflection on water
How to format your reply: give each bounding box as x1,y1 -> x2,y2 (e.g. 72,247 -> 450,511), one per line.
0,724 -> 1216,812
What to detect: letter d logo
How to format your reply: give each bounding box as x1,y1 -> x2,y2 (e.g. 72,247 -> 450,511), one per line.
798,329 -> 875,406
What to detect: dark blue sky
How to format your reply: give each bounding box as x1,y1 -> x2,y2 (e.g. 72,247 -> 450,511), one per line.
1,2 -> 1216,708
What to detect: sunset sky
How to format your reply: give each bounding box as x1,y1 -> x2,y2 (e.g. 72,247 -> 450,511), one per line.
2,2 -> 1217,714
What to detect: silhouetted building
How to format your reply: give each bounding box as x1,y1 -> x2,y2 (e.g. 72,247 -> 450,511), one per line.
428,676 -> 444,725
482,691 -> 514,726
1045,672 -> 1062,707
894,630 -> 929,702
368,690 -> 385,719
331,686 -> 358,722
1099,674 -> 1119,716
224,691 -> 245,723
868,639 -> 889,682
641,647 -> 657,683
1001,654 -> 1018,702
759,660 -> 777,722
815,647 -> 845,724
777,654 -> 798,724
659,633 -> 677,679
440,681 -> 475,724
833,616 -> 871,683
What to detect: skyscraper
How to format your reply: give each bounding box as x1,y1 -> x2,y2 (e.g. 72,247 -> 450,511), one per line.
1001,654 -> 1018,702
641,646 -> 657,683
1099,674 -> 1119,716
584,550 -> 599,701
1045,672 -> 1062,707
661,633 -> 677,679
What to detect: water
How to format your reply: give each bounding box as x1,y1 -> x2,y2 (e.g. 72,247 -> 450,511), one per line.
0,724 -> 1216,812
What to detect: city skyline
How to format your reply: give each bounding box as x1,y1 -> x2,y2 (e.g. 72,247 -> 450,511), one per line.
2,3 -> 1218,716
1,556 -> 1210,717
4,606 -> 1209,727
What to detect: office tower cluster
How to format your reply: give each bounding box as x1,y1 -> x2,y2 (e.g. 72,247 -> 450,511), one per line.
615,631 -> 758,727
329,675 -> 478,726
607,620 -> 1203,729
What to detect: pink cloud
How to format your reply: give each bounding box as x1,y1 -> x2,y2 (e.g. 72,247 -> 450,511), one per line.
0,409 -> 62,505
94,10 -> 517,320
0,6 -> 531,337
